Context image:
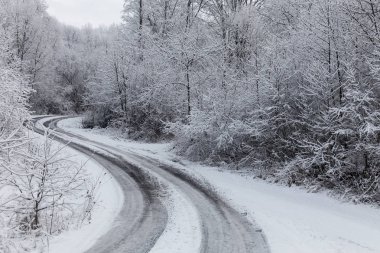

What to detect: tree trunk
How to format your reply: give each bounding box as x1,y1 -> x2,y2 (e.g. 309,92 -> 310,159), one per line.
186,64 -> 191,116
138,0 -> 144,61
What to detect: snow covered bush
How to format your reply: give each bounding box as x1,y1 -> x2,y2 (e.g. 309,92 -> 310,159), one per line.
284,69 -> 380,200
167,110 -> 217,162
7,135 -> 97,229
0,134 -> 101,250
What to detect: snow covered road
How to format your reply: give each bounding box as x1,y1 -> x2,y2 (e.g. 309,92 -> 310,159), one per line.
33,117 -> 168,253
32,116 -> 270,253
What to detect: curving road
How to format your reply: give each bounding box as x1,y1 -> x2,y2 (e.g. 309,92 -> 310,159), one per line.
32,116 -> 270,253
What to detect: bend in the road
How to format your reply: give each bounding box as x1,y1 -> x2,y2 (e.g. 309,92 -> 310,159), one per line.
34,116 -> 271,253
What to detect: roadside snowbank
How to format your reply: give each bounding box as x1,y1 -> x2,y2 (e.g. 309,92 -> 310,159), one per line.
59,117 -> 380,253
30,118 -> 124,253
190,167 -> 380,253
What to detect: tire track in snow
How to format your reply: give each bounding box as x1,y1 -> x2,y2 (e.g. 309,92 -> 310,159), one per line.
35,116 -> 271,253
32,116 -> 168,253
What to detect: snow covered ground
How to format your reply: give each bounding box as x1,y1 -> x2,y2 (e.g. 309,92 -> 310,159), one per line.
28,119 -> 123,253
58,116 -> 380,253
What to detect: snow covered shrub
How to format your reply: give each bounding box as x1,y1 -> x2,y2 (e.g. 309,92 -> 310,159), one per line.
108,104 -> 170,141
167,110 -> 216,162
167,109 -> 262,165
82,106 -> 115,129
0,134 -> 100,237
283,73 -> 380,202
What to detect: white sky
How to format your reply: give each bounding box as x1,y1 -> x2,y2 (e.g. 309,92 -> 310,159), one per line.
46,0 -> 123,28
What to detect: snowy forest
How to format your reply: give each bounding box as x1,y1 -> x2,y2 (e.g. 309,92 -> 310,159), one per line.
1,0 -> 380,251
2,0 -> 380,201
1,0 -> 380,247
